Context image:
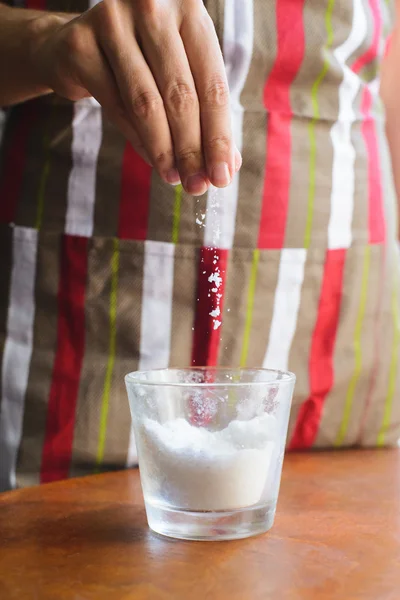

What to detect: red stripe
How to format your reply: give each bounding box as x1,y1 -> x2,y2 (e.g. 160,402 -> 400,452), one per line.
360,88 -> 385,244
40,235 -> 88,483
352,0 -> 381,74
0,104 -> 37,224
190,247 -> 228,426
257,0 -> 306,249
118,142 -> 152,240
289,249 -> 346,450
353,0 -> 385,244
25,0 -> 46,9
191,247 -> 228,367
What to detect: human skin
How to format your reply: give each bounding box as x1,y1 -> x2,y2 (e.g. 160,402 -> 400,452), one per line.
0,0 -> 242,196
381,3 -> 400,237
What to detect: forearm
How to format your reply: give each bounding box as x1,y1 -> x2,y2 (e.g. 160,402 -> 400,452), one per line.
381,11 -> 400,238
0,4 -> 74,107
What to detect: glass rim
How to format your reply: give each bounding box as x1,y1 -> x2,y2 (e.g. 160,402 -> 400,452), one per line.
125,367 -> 296,388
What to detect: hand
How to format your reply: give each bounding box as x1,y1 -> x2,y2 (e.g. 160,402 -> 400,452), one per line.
32,0 -> 242,195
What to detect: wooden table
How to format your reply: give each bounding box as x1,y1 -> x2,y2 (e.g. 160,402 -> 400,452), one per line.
1,451 -> 400,600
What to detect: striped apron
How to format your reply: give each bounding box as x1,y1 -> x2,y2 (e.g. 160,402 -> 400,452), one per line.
0,0 -> 399,491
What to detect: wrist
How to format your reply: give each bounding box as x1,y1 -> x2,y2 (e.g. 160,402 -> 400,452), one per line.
26,13 -> 75,97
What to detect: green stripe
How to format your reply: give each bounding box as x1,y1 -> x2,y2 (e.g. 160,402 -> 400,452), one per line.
335,245 -> 370,447
171,184 -> 182,244
304,122 -> 317,249
96,238 -> 119,469
377,269 -> 400,447
304,0 -> 335,249
240,249 -> 260,368
310,0 -> 335,120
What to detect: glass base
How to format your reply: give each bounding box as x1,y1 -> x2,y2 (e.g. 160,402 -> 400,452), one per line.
145,501 -> 276,541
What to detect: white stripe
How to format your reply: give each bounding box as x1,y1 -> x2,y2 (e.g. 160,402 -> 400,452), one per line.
263,249 -> 306,371
127,241 -> 175,466
0,227 -> 38,491
328,0 -> 368,250
65,98 -> 102,237
203,0 -> 254,249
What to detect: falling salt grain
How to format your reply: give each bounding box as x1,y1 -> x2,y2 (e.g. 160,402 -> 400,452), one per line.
208,272 -> 222,288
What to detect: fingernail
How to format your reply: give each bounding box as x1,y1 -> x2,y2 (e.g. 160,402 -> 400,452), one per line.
235,148 -> 242,172
186,173 -> 208,196
212,162 -> 231,187
166,169 -> 181,185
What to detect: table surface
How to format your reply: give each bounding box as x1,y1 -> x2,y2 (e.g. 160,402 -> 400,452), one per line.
1,450 -> 400,600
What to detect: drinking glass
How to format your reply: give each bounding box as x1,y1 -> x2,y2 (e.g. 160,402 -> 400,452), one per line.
125,367 -> 295,541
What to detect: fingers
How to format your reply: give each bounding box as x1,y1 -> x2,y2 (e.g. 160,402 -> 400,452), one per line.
58,1 -> 242,194
109,111 -> 153,165
137,6 -> 208,195
58,19 -> 153,166
96,2 -> 182,185
181,8 -> 240,188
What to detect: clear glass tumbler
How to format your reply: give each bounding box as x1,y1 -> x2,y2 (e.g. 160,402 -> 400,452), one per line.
125,367 -> 295,541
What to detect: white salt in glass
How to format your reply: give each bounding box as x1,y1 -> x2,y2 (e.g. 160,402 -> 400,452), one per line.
125,368 -> 295,541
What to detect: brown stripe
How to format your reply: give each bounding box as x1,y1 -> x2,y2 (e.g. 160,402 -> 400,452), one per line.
234,112 -> 268,248
241,0 -> 277,113
179,190 -> 208,246
93,119 -> 125,237
307,119 -> 334,248
368,124 -> 400,446
218,249 -> 254,367
0,225 -> 13,416
69,237 -> 115,476
15,102 -> 49,229
244,250 -> 281,366
360,243 -> 398,446
284,119 -> 312,248
291,0 -> 341,121
147,173 -> 176,242
37,98 -> 74,233
286,248 -> 325,443
15,231 -> 60,488
69,239 -> 145,475
351,121 -> 369,245
169,245 -> 198,367
102,240 -> 144,466
219,248 -> 281,368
